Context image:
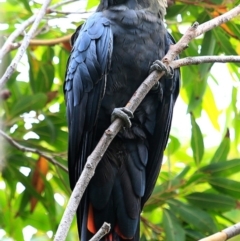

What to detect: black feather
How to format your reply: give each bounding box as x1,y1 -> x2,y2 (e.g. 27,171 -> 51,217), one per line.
64,3 -> 180,241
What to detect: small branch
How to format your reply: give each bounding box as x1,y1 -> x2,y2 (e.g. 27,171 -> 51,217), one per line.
89,222 -> 111,241
141,216 -> 163,234
29,35 -> 71,46
0,15 -> 36,61
164,4 -> 240,63
47,10 -> 92,15
171,55 -> 240,68
47,0 -> 78,11
199,222 -> 240,241
0,129 -> 68,173
0,0 -> 52,89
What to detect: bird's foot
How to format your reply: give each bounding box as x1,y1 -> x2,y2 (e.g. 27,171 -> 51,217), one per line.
151,81 -> 164,101
111,107 -> 134,128
150,60 -> 174,79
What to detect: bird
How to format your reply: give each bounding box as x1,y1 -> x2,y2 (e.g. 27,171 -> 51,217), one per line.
64,0 -> 180,240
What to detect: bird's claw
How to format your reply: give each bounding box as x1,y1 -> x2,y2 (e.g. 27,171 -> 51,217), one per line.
111,107 -> 133,128
151,82 -> 164,101
150,60 -> 174,79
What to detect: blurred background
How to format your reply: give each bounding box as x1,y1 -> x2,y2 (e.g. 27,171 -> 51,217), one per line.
0,0 -> 240,240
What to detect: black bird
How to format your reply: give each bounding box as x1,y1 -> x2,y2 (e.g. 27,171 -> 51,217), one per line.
64,0 -> 180,240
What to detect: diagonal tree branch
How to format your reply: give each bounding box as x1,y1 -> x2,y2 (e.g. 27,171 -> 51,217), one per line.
0,0 -> 52,90
0,129 -> 68,172
0,15 -> 36,61
53,4 -> 240,241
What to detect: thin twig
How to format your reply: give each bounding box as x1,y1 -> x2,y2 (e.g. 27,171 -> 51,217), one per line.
141,216 -> 163,234
29,35 -> 71,46
47,9 -> 92,15
89,222 -> 111,241
0,15 -> 36,61
47,0 -> 78,11
171,55 -> 240,68
199,222 -> 240,241
53,5 -> 240,241
0,0 -> 52,90
0,129 -> 68,172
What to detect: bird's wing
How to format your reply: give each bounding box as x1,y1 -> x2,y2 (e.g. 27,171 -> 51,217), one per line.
142,32 -> 180,206
64,12 -> 113,190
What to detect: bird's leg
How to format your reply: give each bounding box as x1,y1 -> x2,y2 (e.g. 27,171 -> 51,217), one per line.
111,107 -> 134,128
149,60 -> 174,79
151,81 -> 164,101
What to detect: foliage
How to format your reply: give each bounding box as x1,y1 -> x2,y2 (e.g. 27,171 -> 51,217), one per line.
0,0 -> 240,240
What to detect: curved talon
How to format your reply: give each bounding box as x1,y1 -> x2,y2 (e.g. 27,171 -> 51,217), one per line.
111,107 -> 133,128
166,66 -> 174,79
150,81 -> 163,101
149,60 -> 174,79
151,82 -> 159,91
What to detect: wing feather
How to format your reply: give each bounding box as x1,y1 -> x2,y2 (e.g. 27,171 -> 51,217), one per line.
142,32 -> 180,206
64,12 -> 113,190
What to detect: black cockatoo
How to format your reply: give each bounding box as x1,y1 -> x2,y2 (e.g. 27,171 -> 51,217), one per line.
64,0 -> 180,240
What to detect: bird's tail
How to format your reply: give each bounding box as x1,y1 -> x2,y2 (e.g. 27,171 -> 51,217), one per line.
78,201 -> 140,241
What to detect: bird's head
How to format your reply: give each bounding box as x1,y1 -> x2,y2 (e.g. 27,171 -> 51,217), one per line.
97,0 -> 168,16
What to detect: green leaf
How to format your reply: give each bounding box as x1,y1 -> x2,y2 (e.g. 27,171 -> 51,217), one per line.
190,114 -> 204,165
86,0 -> 100,10
208,177 -> 240,199
19,0 -> 32,13
10,93 -> 47,117
185,229 -> 204,240
213,28 -> 237,55
167,135 -> 181,155
43,175 -> 57,229
185,192 -> 236,211
210,0 -> 223,4
29,48 -> 55,93
211,130 -> 230,163
202,86 -> 221,131
58,48 -> 69,81
199,19 -> 215,81
163,209 -> 185,241
199,30 -> 216,79
184,172 -> 206,187
166,5 -> 188,19
36,64 -> 54,93
199,159 -> 240,177
168,199 -> 217,234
